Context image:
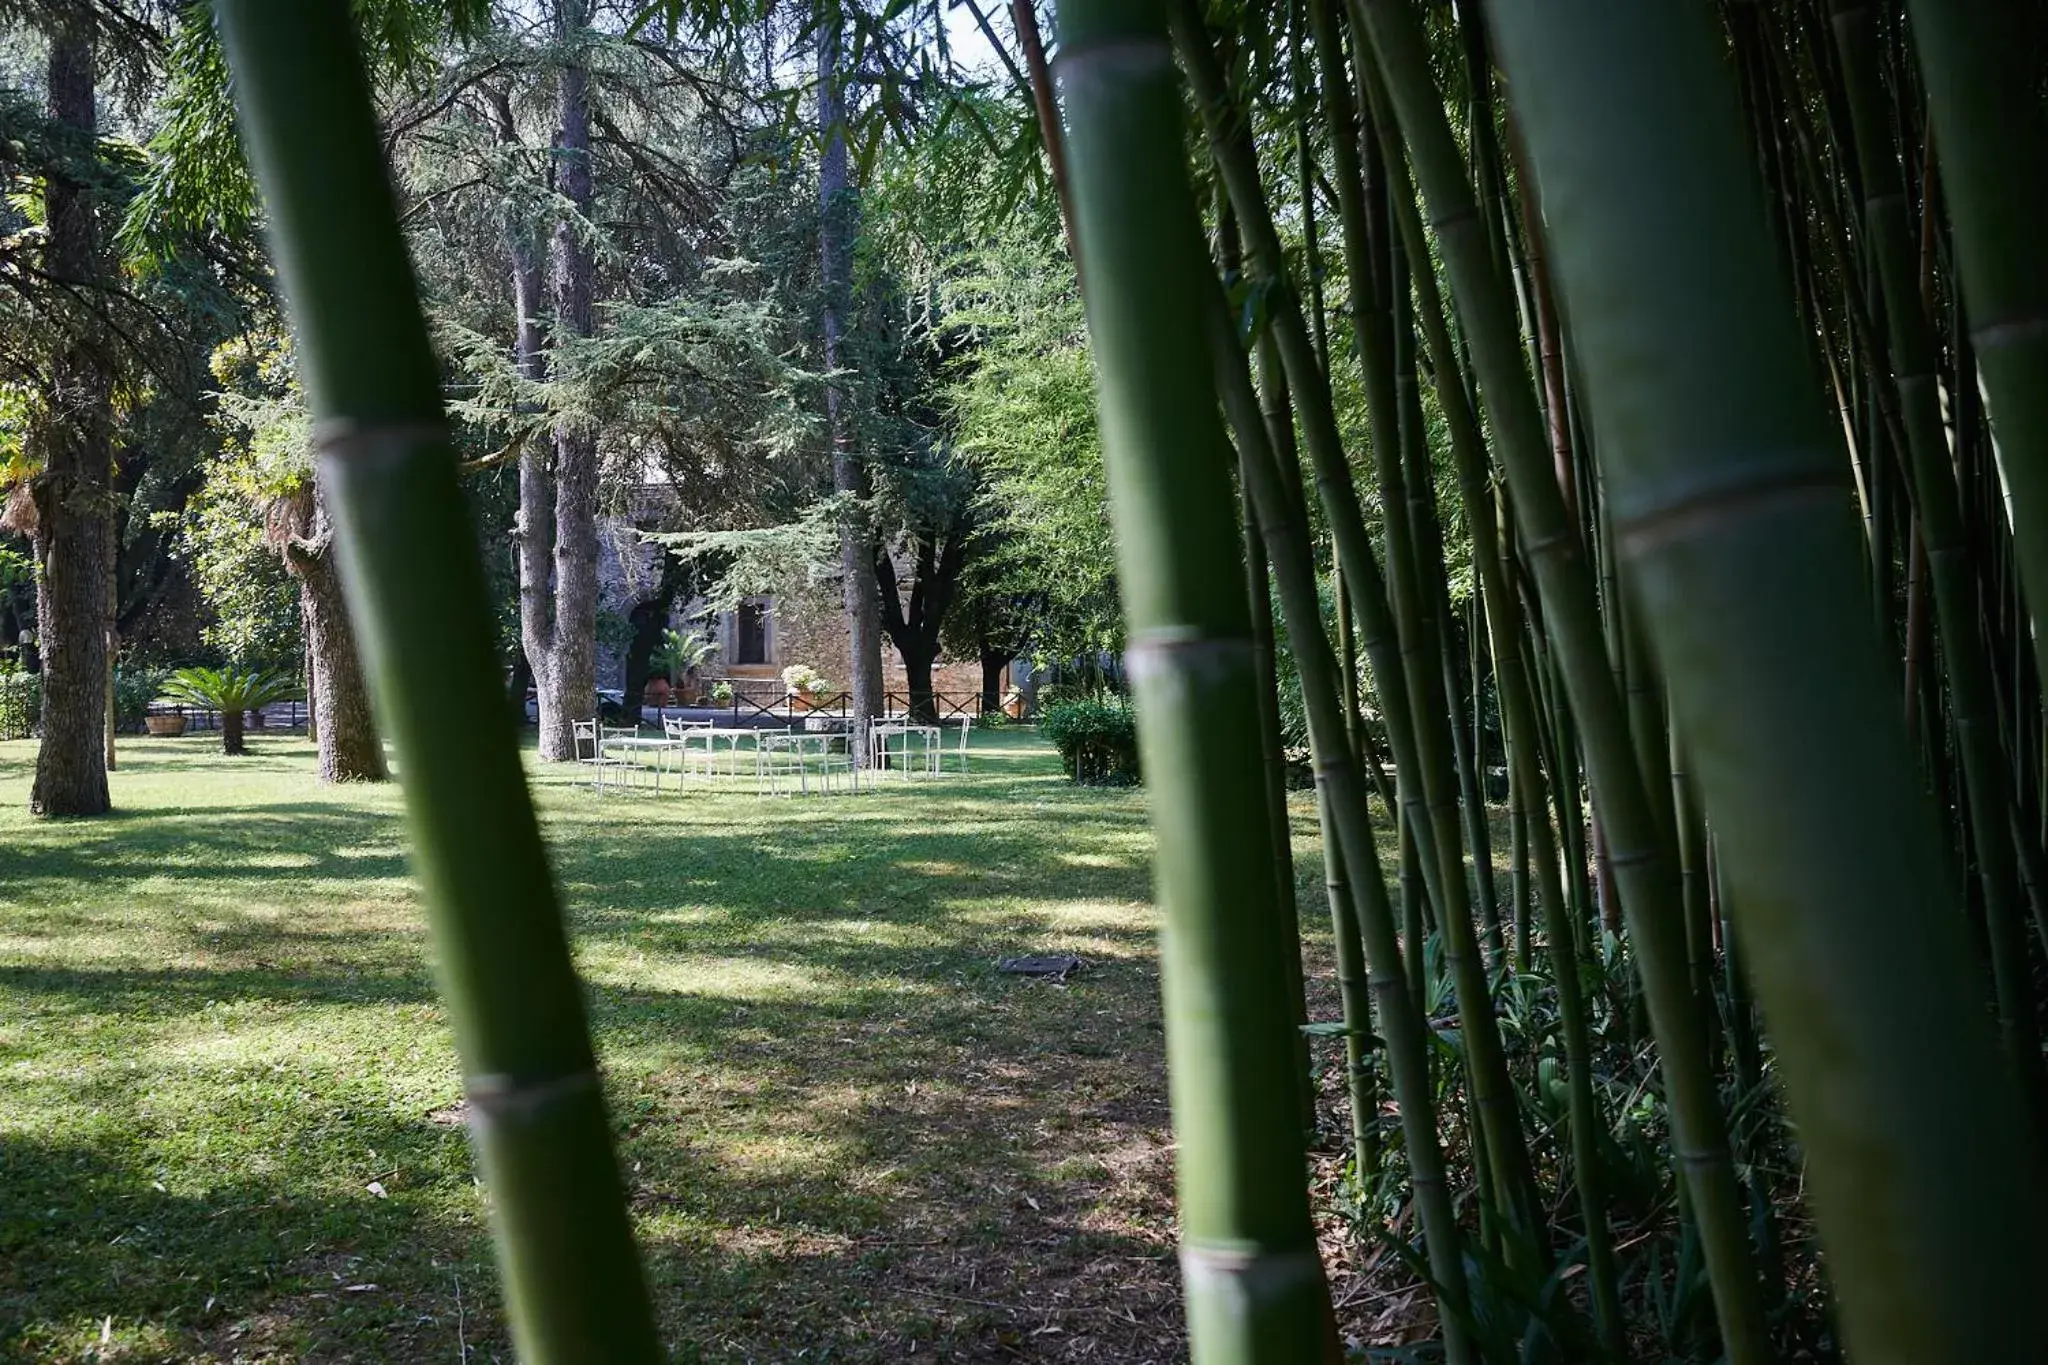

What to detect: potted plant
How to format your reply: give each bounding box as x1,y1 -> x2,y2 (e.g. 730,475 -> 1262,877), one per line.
145,710 -> 188,737
709,680 -> 735,706
652,628 -> 719,705
1003,685 -> 1026,721
160,667 -> 303,755
781,663 -> 829,712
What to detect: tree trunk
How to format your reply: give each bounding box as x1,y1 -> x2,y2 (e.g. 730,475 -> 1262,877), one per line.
298,556 -> 383,780
104,489 -> 116,772
979,648 -> 1009,714
222,707 -> 246,756
504,17 -> 599,764
899,638 -> 938,724
819,11 -> 885,760
512,231 -> 559,750
30,22 -> 111,818
283,486 -> 385,782
540,0 -> 599,759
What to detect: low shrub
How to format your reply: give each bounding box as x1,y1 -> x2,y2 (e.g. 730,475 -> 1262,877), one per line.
0,666 -> 37,740
115,668 -> 166,731
1039,696 -> 1139,786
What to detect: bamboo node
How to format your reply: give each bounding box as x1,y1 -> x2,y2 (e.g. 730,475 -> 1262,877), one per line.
1614,468 -> 1847,557
1971,314 -> 2048,350
465,1066 -> 602,1128
313,417 -> 454,457
1177,1245 -> 1326,1295
1126,633 -> 1255,681
1605,844 -> 1664,872
1052,34 -> 1172,78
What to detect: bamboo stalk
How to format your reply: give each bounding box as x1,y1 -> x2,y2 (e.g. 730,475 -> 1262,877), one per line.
1902,2 -> 2048,690
1245,507 -> 1316,1140
1300,0 -> 1543,1244
1363,83 -> 1623,1342
1830,0 -> 2044,1095
1209,276 -> 1476,1365
1224,185 -> 1316,1140
1055,2 -> 1333,1353
1488,3 -> 2048,1360
210,4 -> 659,1360
1166,0 -> 1451,946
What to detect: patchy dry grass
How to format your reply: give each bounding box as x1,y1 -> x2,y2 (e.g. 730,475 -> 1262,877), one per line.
0,727 -> 1235,1363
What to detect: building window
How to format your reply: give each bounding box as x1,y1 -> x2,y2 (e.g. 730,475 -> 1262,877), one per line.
736,600 -> 769,665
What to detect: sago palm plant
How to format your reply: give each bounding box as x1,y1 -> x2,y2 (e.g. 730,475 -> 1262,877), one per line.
161,666 -> 302,756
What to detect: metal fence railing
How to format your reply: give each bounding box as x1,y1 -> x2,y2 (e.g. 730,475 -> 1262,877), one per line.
139,701 -> 310,735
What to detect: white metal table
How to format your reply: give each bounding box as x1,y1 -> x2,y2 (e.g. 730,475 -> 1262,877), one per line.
680,726 -> 785,781
599,734 -> 688,791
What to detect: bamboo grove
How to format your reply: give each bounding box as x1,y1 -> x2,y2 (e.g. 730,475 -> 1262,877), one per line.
206,0 -> 2048,1362
1060,0 -> 2048,1360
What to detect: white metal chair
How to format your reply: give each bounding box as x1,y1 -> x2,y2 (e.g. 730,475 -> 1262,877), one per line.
573,719 -> 628,792
868,719 -> 920,776
661,715 -> 718,781
808,731 -> 859,794
601,725 -> 650,790
765,732 -> 859,797
949,715 -> 973,774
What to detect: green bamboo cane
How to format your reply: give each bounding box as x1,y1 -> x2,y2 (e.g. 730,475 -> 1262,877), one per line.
1246,505 -> 1317,1139
1828,0 -> 2044,1094
1245,324 -> 1381,1164
210,4 -> 658,1360
1488,4 -> 2048,1361
1164,0 -> 1451,948
1508,788 -> 1531,970
1054,2 -> 1333,1354
1365,85 -> 1623,1343
1352,3 -> 1771,1358
1671,738 -> 1713,1010
1308,785 -> 1376,1181
1385,196 -> 1504,964
1899,3 -> 2048,692
1222,195 -> 1319,1142
1209,276 -> 1477,1365
1298,0 -> 1543,1244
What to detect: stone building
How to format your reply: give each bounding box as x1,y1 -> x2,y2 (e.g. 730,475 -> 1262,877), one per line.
699,586 -> 994,710
594,487 -> 1002,710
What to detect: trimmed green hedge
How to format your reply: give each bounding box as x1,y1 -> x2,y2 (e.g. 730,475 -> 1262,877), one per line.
1039,696 -> 1139,786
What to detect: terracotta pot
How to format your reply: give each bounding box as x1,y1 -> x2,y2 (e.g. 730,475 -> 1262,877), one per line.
146,713 -> 187,737
1004,697 -> 1024,720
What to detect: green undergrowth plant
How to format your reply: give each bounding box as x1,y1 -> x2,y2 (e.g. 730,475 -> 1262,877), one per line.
0,664 -> 38,739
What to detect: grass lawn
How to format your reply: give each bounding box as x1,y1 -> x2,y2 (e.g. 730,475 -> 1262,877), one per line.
0,726 -> 1245,1363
